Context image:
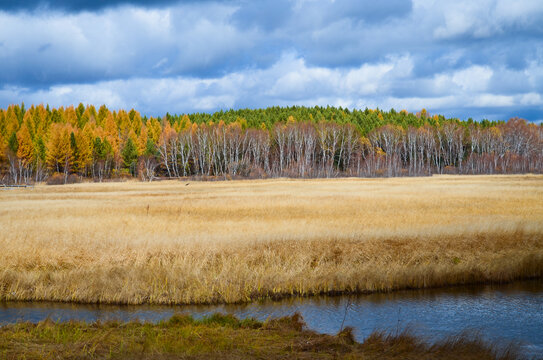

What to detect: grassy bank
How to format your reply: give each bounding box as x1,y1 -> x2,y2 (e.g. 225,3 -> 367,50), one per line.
0,314 -> 520,359
0,175 -> 542,304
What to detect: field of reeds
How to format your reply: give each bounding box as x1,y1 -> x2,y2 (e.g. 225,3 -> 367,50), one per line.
0,175 -> 542,304
0,313 -> 520,359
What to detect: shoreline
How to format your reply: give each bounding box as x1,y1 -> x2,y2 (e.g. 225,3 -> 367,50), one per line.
0,313 -> 523,359
2,275 -> 543,307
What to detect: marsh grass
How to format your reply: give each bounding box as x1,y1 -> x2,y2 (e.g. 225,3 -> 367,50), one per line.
0,314 -> 522,359
0,175 -> 542,304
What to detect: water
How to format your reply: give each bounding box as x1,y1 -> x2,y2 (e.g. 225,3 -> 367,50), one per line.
1,280 -> 542,357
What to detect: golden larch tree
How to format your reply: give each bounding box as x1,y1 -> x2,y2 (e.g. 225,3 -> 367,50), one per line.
16,123 -> 35,167
147,117 -> 162,145
64,106 -> 78,127
75,122 -> 95,175
138,124 -> 149,155
46,123 -> 74,174
5,106 -> 20,136
0,132 -> 6,164
131,110 -> 143,136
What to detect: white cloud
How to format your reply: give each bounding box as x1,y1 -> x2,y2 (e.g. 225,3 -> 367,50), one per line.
451,66 -> 493,92
382,95 -> 458,112
471,94 -> 515,107
430,0 -> 543,39
519,93 -> 543,106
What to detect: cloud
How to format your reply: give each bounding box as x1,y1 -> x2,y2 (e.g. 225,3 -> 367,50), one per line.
232,0 -> 412,32
0,0 -> 192,13
430,0 -> 543,39
0,3 -> 258,85
2,52 -> 542,122
0,0 -> 542,122
451,66 -> 493,92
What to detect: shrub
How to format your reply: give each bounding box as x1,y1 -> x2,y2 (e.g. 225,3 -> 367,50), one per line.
46,173 -> 65,185
66,174 -> 80,184
46,173 -> 81,185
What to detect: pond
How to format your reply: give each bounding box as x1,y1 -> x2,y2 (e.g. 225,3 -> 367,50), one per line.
2,279 -> 542,357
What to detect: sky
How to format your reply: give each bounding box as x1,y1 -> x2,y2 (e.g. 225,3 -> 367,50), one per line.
0,0 -> 542,121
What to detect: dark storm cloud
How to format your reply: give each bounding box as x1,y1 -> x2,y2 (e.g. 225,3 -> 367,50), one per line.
231,0 -> 412,31
303,0 -> 412,24
231,0 -> 293,31
230,0 -> 414,68
0,0 -> 193,12
0,1 -> 259,86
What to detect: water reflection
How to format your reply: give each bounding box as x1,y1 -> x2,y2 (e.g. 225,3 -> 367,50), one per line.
1,280 -> 542,356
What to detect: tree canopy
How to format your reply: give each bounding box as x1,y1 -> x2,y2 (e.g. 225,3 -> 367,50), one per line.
0,103 -> 540,184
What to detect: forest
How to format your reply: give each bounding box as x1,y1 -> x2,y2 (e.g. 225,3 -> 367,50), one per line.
0,103 -> 541,184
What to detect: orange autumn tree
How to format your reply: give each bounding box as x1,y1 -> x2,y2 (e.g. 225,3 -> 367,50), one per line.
16,123 -> 35,169
46,123 -> 74,180
74,122 -> 95,176
0,129 -> 8,177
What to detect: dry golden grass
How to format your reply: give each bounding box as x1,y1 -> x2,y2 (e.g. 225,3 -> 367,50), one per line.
0,175 -> 542,304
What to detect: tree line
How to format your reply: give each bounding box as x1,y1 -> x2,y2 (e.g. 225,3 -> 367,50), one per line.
0,103 -> 541,184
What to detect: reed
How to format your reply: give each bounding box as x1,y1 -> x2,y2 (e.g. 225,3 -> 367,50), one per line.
0,175 -> 542,304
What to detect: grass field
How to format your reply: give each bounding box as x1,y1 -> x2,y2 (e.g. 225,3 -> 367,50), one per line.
0,175 -> 542,304
0,313 -> 520,359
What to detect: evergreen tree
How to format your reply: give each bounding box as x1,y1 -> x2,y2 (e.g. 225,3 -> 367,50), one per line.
76,103 -> 85,123
144,138 -> 158,157
122,138 -> 138,176
8,132 -> 18,154
35,137 -> 46,164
